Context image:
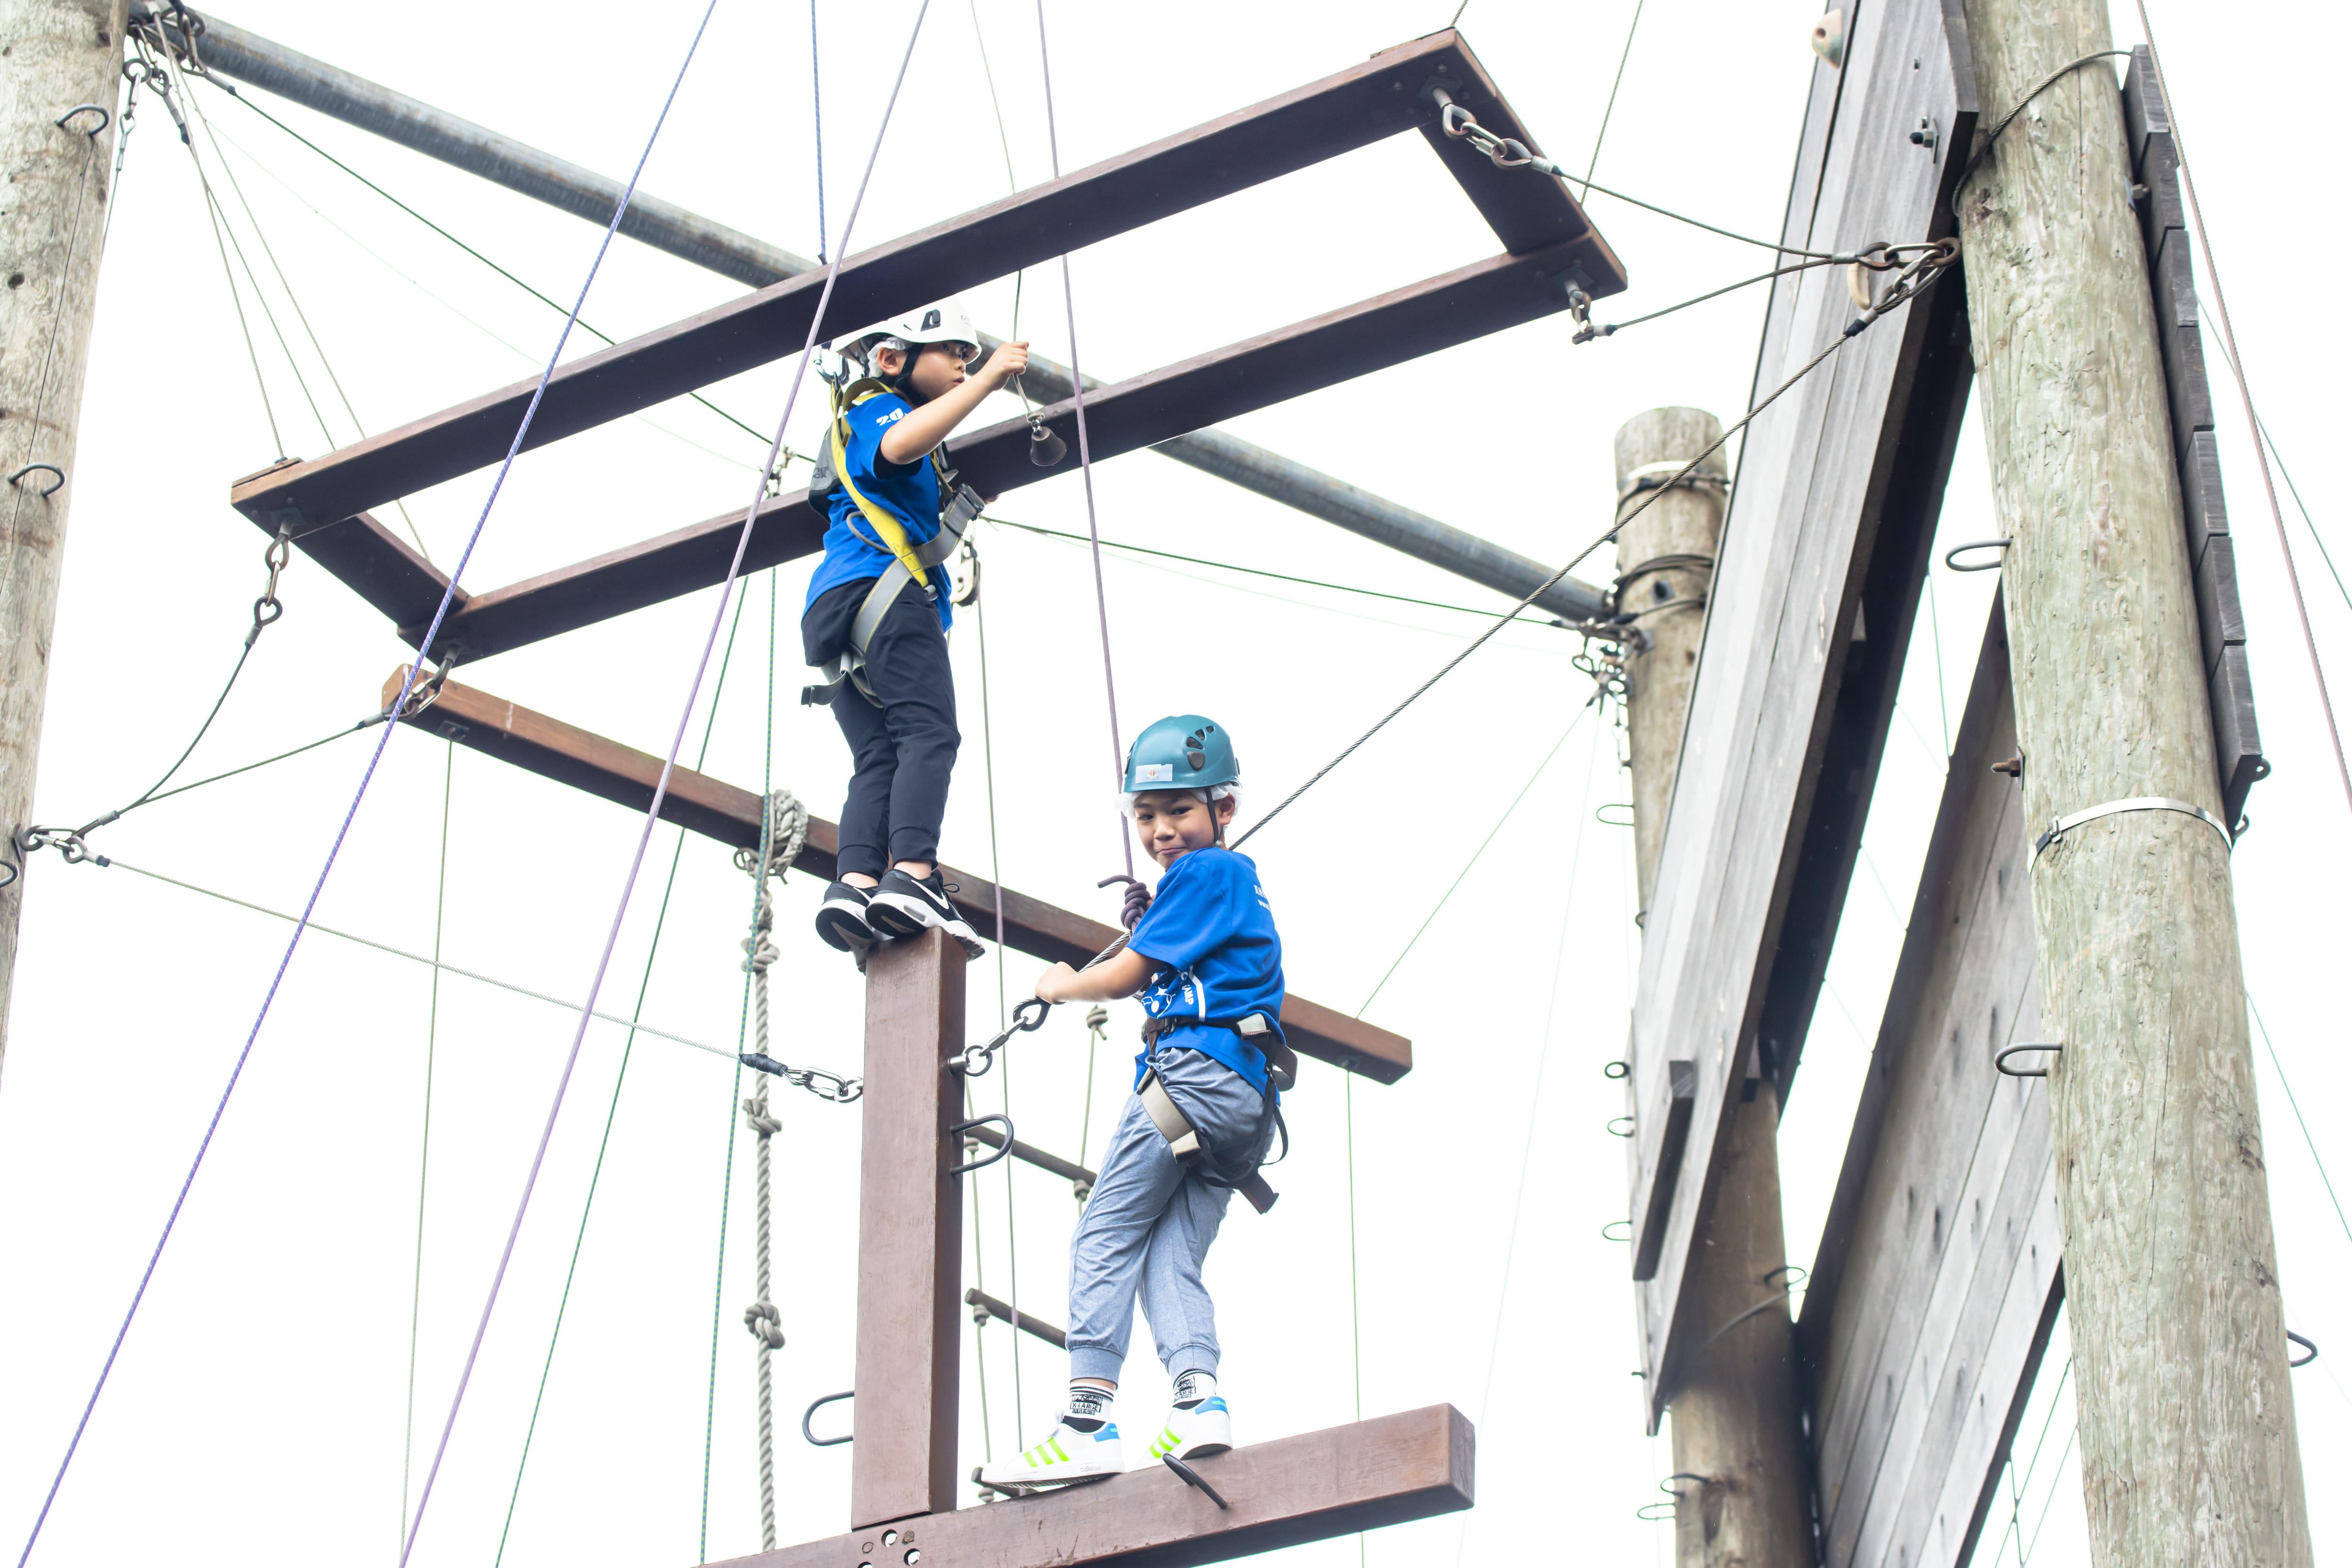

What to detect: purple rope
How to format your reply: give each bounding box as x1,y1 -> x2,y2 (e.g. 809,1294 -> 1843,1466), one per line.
393,6 -> 933,1564
11,12 -> 720,1566
1033,0 -> 1134,882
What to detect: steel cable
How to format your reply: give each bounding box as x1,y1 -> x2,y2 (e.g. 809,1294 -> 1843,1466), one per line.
11,13 -> 716,1528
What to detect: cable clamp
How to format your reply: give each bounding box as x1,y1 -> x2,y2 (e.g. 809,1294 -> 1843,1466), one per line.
2033,796 -> 2234,863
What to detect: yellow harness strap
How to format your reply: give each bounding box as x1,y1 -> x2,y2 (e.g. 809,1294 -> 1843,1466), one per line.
830,381 -> 950,592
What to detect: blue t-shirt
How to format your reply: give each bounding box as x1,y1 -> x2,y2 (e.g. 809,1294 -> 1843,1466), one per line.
1127,846 -> 1286,1094
802,391 -> 953,633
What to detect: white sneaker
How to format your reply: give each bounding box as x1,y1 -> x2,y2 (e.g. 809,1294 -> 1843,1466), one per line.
975,1419 -> 1124,1492
1147,1398 -> 1232,1461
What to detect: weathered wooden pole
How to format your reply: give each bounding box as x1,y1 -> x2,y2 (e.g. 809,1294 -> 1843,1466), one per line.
1953,5 -> 2311,1563
1614,409 -> 1809,1568
850,927 -> 967,1529
0,0 -> 126,1079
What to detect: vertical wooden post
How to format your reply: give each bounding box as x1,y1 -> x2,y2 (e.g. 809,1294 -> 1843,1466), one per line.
1953,5 -> 2312,1563
0,0 -> 126,1078
850,928 -> 966,1528
1615,409 -> 1809,1568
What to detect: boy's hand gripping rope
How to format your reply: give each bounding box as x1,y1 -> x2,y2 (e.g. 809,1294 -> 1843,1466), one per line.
951,930 -> 1133,1078
1231,237 -> 1958,852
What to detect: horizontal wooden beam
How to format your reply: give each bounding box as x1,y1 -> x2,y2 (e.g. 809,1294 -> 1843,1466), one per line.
389,244 -> 1598,661
392,673 -> 1412,1082
709,1405 -> 1473,1568
230,31 -> 1618,536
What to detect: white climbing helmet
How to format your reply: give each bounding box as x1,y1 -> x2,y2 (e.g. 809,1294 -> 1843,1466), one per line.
839,300 -> 983,377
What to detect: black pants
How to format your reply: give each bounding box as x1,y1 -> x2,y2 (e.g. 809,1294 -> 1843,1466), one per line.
805,578 -> 960,879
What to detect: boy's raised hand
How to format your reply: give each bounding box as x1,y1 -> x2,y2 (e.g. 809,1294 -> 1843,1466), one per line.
978,340 -> 1030,390
1034,960 -> 1080,1003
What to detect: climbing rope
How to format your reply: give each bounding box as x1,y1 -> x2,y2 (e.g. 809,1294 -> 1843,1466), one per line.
736,788 -> 810,1554
15,7 -> 723,1559
1231,238 -> 1958,852
1031,0 -> 1138,890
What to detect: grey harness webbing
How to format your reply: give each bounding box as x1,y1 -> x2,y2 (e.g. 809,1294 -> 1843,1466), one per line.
1136,1013 -> 1284,1215
802,482 -> 985,708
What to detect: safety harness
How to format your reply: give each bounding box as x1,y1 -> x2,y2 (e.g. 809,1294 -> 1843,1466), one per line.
1136,1012 -> 1297,1215
801,376 -> 985,708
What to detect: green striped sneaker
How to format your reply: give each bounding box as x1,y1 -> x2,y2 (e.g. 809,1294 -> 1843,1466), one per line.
1148,1397 -> 1232,1461
975,1419 -> 1125,1491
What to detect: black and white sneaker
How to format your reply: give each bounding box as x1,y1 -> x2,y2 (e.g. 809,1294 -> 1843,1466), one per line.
866,868 -> 985,960
814,880 -> 880,957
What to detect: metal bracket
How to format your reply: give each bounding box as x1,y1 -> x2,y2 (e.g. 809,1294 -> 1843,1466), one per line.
8,463 -> 66,498
2033,796 -> 2234,862
950,1115 -> 1015,1175
2288,1329 -> 2318,1369
802,1389 -> 854,1447
1995,1042 -> 2063,1078
1944,537 -> 2012,572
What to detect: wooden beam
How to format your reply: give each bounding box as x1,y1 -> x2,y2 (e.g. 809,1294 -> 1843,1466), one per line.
1624,0 -> 1978,1411
228,31 -> 1619,536
1796,601 -> 2063,1568
852,929 -> 965,1527
710,1405 -> 1474,1568
391,245 -> 1603,661
389,672 -> 1414,1082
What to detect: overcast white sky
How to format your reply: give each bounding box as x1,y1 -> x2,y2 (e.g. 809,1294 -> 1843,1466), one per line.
3,2 -> 2347,1566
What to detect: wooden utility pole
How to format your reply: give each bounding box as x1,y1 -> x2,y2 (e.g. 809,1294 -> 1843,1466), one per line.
1954,5 -> 2311,1563
1614,409 -> 1809,1568
0,0 -> 126,1078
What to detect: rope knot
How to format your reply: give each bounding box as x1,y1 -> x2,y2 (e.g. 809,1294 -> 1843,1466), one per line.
743,1300 -> 786,1349
1098,873 -> 1152,931
741,1097 -> 783,1137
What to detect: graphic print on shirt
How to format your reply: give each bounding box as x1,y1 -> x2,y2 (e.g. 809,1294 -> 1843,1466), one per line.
1126,846 -> 1286,1093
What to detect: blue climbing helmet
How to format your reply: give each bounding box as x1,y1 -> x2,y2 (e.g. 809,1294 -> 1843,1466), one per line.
1123,714 -> 1240,796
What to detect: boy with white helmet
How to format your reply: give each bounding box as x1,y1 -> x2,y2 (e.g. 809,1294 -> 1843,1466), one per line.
802,301 -> 1027,961
977,715 -> 1290,1494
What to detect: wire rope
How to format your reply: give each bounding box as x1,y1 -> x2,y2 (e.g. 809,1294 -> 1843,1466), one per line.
970,569 -> 1026,1439
491,584 -> 753,1568
177,76 -> 433,559
10,9 -> 719,1551
1031,0 -> 1134,880
1453,691 -> 1605,1568
399,739 -> 453,1555
209,84 -> 787,458
2252,420 -> 2351,618
183,92 -> 282,455
809,0 -> 826,261
2248,995 -> 2352,1256
983,513 -> 1574,626
1576,0 -> 1644,199
1232,256 -> 1950,852
2114,15 -> 2351,814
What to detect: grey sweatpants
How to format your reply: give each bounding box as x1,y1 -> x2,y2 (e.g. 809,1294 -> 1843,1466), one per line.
1065,1045 -> 1269,1384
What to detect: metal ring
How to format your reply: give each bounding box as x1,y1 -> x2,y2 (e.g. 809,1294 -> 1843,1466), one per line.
1439,102 -> 1478,137
2288,1329 -> 2318,1369
251,596 -> 284,629
1604,1059 -> 1630,1080
1995,1043 -> 2062,1078
8,463 -> 66,498
950,1115 -> 1015,1175
1602,1218 -> 1633,1242
803,1390 -> 854,1446
1606,1115 -> 1636,1138
55,104 -> 111,137
1944,538 -> 2012,572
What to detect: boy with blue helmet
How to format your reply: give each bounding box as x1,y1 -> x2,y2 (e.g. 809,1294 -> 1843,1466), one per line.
801,301 -> 1028,962
976,716 -> 1289,1493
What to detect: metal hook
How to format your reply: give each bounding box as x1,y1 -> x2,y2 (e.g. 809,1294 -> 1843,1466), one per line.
1945,537 -> 2013,572
803,1390 -> 854,1446
1605,1115 -> 1636,1138
2288,1330 -> 2318,1369
949,1115 -> 1016,1176
1995,1042 -> 2063,1078
8,463 -> 66,498
55,104 -> 111,139
1602,1218 -> 1633,1242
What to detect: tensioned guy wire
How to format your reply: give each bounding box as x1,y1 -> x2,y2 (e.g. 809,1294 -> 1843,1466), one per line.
13,11 -> 722,1564
394,8 -> 933,1565
1033,0 -> 1135,881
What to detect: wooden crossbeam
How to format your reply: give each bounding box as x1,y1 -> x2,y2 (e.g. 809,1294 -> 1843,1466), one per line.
389,672 -> 1412,1082
710,1405 -> 1475,1568
229,31 -> 1617,539
380,244 -> 1602,662
1623,0 -> 1978,1412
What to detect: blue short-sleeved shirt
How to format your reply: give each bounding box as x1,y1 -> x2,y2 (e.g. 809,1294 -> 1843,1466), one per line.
801,391 -> 953,634
1126,846 -> 1286,1094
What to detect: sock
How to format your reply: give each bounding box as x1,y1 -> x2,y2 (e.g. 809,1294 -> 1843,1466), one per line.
1065,1381 -> 1113,1430
1171,1370 -> 1218,1409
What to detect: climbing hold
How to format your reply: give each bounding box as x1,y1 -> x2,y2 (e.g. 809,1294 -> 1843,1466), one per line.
1811,9 -> 1844,69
